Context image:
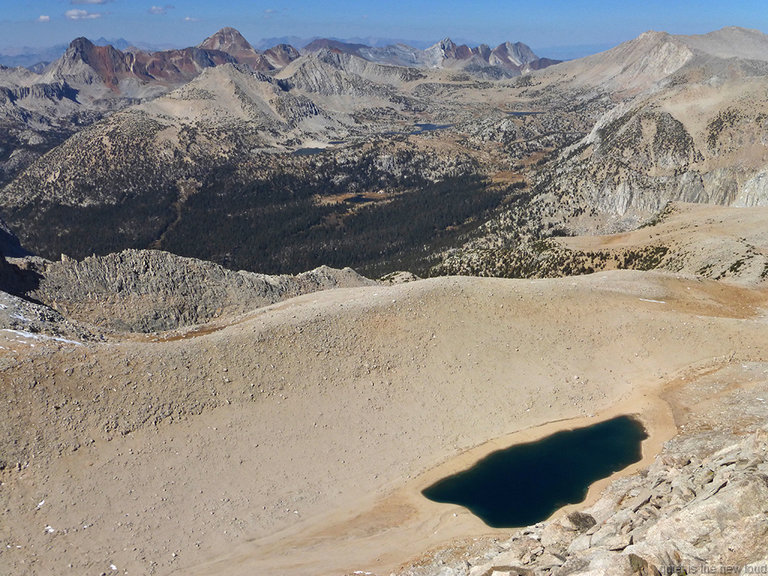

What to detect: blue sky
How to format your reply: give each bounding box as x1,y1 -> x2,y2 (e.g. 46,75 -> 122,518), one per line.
1,0 -> 767,56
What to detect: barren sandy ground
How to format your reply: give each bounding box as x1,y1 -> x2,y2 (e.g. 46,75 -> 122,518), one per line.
1,270 -> 768,576
558,203 -> 768,283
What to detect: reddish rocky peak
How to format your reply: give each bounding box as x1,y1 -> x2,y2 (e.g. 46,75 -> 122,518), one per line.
62,37 -> 134,89
197,28 -> 274,71
55,36 -> 239,91
198,27 -> 254,53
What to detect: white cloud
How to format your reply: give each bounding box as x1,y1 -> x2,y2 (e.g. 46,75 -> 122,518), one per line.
71,0 -> 111,4
37,15 -> 51,23
183,16 -> 199,22
149,5 -> 174,15
65,9 -> 102,20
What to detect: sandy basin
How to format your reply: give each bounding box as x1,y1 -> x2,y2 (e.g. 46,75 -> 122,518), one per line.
2,270 -> 768,576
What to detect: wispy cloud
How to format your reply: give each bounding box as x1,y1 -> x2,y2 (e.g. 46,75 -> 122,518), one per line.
183,16 -> 199,22
65,9 -> 103,20
37,15 -> 51,23
70,0 -> 111,4
263,8 -> 277,19
149,5 -> 174,15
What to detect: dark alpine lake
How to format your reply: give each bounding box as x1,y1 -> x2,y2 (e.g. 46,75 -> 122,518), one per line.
411,123 -> 453,133
422,415 -> 648,527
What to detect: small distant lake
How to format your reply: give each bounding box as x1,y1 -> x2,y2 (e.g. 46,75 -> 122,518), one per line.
411,123 -> 452,134
292,147 -> 326,156
422,415 -> 647,528
508,111 -> 543,117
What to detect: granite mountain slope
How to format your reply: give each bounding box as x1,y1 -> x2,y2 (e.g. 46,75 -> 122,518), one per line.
435,27 -> 768,276
535,26 -> 768,229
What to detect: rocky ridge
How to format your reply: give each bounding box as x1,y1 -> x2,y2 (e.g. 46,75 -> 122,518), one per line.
5,249 -> 374,333
303,37 -> 558,78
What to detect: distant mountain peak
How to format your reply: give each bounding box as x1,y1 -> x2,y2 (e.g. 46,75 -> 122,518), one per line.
67,37 -> 95,55
490,41 -> 538,68
199,27 -> 254,53
263,44 -> 300,68
197,28 -> 277,71
427,38 -> 473,61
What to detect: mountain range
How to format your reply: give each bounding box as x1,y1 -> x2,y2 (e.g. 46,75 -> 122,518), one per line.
302,36 -> 557,76
4,26 -> 768,281
0,28 -> 555,192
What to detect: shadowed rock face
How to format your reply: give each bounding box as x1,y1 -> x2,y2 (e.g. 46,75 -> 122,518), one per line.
0,215 -> 24,258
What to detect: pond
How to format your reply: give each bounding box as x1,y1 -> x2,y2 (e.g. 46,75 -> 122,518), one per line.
292,147 -> 326,156
411,123 -> 453,134
421,415 -> 647,527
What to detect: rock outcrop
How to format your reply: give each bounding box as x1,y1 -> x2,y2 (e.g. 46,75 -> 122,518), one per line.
17,249 -> 375,333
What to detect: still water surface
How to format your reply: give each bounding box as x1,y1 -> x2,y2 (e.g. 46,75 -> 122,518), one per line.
422,415 -> 648,527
